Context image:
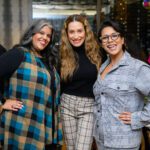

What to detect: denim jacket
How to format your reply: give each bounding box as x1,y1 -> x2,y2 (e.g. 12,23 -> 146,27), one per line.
93,51 -> 150,148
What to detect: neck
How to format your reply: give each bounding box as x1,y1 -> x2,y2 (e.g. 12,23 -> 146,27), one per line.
109,50 -> 124,66
72,43 -> 85,52
31,49 -> 42,57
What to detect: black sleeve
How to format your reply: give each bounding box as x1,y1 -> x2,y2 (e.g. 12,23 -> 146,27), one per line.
0,44 -> 6,55
0,48 -> 24,78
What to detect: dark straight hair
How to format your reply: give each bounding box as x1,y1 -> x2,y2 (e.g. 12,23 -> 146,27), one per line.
98,19 -> 126,61
98,19 -> 145,61
98,19 -> 125,43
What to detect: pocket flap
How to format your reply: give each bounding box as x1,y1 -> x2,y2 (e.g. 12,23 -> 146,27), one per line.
107,83 -> 129,91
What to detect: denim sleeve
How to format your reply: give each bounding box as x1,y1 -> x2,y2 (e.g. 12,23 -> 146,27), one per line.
131,64 -> 150,130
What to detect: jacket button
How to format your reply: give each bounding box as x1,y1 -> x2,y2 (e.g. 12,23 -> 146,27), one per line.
101,92 -> 104,95
97,110 -> 100,112
117,86 -> 120,89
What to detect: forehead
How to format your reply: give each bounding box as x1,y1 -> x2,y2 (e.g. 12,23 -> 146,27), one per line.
101,26 -> 117,35
68,21 -> 84,30
40,25 -> 52,33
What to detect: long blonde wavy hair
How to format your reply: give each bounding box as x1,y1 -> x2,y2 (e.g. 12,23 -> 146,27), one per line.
60,14 -> 102,81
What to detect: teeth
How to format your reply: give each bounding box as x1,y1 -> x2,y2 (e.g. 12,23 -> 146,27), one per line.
108,45 -> 115,48
107,45 -> 117,51
41,41 -> 46,45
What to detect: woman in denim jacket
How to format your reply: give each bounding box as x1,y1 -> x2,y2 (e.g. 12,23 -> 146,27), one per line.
93,19 -> 150,150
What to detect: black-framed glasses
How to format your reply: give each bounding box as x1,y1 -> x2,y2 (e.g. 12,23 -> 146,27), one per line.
99,33 -> 120,43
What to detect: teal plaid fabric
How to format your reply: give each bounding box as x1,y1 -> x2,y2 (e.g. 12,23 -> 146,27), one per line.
0,50 -> 62,149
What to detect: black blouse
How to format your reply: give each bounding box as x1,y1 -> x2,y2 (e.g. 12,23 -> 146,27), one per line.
61,45 -> 98,98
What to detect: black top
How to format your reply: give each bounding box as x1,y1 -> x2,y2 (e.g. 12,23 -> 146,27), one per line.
0,48 -> 24,78
0,48 -> 24,100
61,45 -> 98,98
0,44 -> 6,55
0,48 -> 54,101
0,44 -> 7,101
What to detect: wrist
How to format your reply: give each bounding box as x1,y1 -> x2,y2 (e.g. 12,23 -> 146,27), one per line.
0,105 -> 4,113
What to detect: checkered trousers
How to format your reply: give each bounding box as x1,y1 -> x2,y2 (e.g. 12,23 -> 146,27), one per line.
60,93 -> 94,150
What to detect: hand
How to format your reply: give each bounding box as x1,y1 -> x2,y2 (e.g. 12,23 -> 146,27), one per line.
2,99 -> 23,111
118,112 -> 131,124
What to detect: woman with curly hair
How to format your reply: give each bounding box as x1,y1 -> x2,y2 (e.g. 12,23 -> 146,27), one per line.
59,14 -> 102,150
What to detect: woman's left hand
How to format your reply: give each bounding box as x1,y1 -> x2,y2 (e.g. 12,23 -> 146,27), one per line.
2,99 -> 23,111
118,112 -> 131,124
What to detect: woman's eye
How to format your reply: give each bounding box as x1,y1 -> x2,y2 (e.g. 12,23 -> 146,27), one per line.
102,36 -> 108,40
68,31 -> 74,34
47,34 -> 51,38
112,34 -> 118,38
39,31 -> 44,35
78,30 -> 83,33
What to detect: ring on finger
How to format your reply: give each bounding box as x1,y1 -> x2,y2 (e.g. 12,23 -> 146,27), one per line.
12,104 -> 15,108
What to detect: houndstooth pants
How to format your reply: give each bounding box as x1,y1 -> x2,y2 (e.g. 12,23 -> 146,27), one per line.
60,93 -> 94,150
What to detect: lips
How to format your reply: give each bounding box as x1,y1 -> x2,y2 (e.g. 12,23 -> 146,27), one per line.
40,40 -> 48,47
72,38 -> 85,45
107,44 -> 117,50
73,39 -> 81,43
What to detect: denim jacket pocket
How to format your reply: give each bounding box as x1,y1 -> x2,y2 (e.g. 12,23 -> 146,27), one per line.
106,83 -> 131,112
107,83 -> 129,91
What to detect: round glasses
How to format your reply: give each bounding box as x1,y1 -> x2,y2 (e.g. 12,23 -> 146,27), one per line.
99,33 -> 120,43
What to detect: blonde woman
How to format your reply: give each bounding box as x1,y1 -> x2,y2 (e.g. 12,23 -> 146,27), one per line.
59,14 -> 102,150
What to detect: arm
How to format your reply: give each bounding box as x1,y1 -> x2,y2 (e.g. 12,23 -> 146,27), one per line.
130,64 -> 150,129
0,48 -> 24,113
0,48 -> 24,78
0,44 -> 6,55
119,64 -> 150,129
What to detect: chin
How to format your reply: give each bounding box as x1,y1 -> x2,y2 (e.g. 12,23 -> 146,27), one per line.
73,43 -> 83,47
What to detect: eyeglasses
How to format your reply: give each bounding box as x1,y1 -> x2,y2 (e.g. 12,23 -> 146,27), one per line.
99,33 -> 120,43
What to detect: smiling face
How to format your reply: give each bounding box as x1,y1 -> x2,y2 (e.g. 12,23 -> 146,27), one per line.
32,25 -> 52,52
101,26 -> 124,58
67,21 -> 85,47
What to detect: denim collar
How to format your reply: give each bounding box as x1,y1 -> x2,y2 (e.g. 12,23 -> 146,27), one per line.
100,51 -> 131,73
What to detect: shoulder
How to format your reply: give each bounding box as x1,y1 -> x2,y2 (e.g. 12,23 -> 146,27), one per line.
133,57 -> 149,68
131,57 -> 150,75
0,44 -> 6,55
1,47 -> 24,56
8,47 -> 24,56
0,47 -> 25,67
123,52 -> 150,76
126,52 -> 148,67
